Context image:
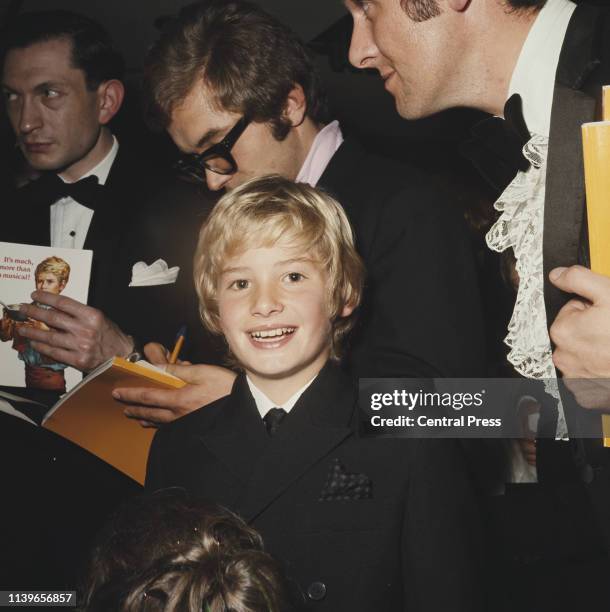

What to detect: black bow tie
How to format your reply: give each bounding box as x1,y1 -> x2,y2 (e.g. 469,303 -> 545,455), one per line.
461,94 -> 532,194
263,407 -> 287,436
37,173 -> 105,210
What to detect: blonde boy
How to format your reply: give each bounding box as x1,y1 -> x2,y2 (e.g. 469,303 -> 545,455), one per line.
146,176 -> 481,611
193,174 -> 363,396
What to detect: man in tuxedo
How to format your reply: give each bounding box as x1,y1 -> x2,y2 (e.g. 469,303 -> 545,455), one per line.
115,0 -> 485,425
1,10 -> 134,376
147,175 -> 483,611
0,10 -> 211,382
345,0 -> 610,606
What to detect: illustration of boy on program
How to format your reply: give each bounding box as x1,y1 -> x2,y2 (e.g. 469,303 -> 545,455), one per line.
1,256 -> 71,392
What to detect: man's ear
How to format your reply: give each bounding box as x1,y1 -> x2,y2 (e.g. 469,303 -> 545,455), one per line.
282,83 -> 307,128
97,79 -> 125,125
447,0 -> 470,12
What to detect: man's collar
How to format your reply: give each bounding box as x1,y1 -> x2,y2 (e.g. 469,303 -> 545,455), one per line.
59,134 -> 119,186
295,120 -> 343,187
507,0 -> 577,137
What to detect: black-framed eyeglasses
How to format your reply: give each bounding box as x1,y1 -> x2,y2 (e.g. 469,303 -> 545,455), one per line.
173,115 -> 251,183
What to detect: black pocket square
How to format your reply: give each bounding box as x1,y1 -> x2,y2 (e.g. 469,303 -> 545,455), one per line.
319,458 -> 372,501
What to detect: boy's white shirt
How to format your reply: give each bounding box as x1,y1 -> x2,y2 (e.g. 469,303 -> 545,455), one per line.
247,374 -> 318,419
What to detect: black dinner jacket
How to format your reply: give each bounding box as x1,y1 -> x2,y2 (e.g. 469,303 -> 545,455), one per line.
146,363 -> 483,611
539,3 -> 610,537
318,139 -> 486,379
543,2 -> 610,328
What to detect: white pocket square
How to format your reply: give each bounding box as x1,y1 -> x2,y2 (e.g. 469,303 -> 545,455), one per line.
129,259 -> 179,287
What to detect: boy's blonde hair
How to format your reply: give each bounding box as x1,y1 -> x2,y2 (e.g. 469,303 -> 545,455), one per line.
35,256 -> 70,286
193,175 -> 364,361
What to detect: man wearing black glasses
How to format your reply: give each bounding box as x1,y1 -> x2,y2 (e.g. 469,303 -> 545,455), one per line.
172,115 -> 251,186
116,0 -> 486,424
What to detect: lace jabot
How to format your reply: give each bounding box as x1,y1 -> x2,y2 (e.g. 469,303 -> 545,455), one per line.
486,134 -> 567,438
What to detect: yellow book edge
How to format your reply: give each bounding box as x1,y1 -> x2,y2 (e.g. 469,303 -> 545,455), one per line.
42,357 -> 186,484
599,86 -> 610,447
584,85 -> 610,446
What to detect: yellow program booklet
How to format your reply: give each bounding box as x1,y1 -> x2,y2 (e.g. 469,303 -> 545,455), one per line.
582,85 -> 610,445
42,357 -> 185,484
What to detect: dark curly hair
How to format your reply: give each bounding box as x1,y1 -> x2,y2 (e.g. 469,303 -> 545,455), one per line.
80,489 -> 293,611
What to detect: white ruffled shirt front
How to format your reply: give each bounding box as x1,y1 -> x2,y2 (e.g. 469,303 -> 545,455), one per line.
485,0 -> 576,441
486,137 -> 567,441
486,137 -> 550,380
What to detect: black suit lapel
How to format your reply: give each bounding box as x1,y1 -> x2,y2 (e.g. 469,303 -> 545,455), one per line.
318,139 -> 381,262
83,147 -> 140,309
196,376 -> 270,485
544,4 -> 602,328
318,139 -> 365,218
238,364 -> 355,522
83,196 -> 118,306
543,87 -> 595,326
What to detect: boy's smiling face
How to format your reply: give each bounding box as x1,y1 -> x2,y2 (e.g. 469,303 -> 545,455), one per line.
217,239 -> 352,399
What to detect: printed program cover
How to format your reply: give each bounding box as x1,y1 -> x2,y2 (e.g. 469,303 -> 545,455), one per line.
0,241 -> 92,392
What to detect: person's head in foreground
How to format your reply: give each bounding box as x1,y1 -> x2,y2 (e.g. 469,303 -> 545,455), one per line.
144,0 -> 329,191
0,10 -> 125,180
194,175 -> 364,401
81,488 -> 292,611
34,256 -> 70,294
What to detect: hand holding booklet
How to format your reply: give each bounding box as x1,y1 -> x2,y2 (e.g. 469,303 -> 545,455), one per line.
1,241 -> 186,484
1,357 -> 185,485
42,357 -> 186,484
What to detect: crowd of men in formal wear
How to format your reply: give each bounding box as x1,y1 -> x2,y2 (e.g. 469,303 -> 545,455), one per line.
1,1 -> 610,610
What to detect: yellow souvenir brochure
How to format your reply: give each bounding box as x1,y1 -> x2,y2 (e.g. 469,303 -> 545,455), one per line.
43,358 -> 185,484
581,85 -> 610,444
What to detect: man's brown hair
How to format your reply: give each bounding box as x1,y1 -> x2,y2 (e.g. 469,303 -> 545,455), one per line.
144,0 -> 329,140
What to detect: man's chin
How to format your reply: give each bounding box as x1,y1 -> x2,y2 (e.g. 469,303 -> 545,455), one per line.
394,97 -> 424,121
22,155 -> 65,173
20,146 -> 80,174
394,95 -> 447,121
